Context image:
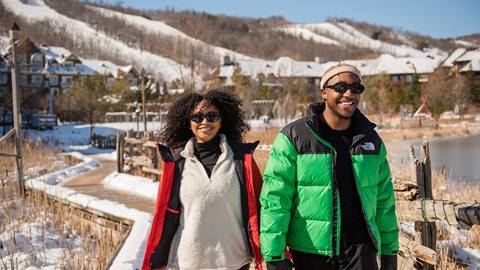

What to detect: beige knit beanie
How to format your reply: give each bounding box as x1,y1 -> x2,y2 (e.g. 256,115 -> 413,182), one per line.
320,63 -> 362,89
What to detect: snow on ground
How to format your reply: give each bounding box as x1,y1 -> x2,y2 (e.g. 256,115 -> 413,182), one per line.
277,27 -> 341,46
32,152 -> 99,184
89,6 -> 256,62
24,151 -> 152,269
0,220 -> 84,269
454,39 -> 479,48
103,172 -> 158,201
26,120 -> 284,150
0,0 -> 197,83
281,22 -> 445,58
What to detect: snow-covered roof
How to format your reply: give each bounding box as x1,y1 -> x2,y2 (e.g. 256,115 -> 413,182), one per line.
81,59 -> 120,77
219,57 -> 327,79
218,53 -> 443,81
456,49 -> 480,62
459,58 -> 480,72
442,48 -> 467,67
118,65 -> 139,76
398,57 -> 440,74
344,54 -> 412,75
40,45 -> 79,64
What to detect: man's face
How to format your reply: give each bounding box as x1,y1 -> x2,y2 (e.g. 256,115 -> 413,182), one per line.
321,72 -> 362,119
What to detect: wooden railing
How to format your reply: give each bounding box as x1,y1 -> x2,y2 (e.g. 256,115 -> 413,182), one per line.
116,130 -> 160,181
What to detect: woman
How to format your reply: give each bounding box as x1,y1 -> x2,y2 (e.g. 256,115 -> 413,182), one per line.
142,90 -> 263,270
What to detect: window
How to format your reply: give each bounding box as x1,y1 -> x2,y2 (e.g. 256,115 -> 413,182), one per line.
31,53 -> 44,72
19,74 -> 28,86
0,73 -> 8,85
31,75 -> 44,87
49,75 -> 59,86
18,54 -> 27,72
61,76 -> 73,87
405,74 -> 413,83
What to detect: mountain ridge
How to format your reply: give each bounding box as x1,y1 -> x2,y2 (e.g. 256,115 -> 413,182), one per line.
0,0 -> 477,83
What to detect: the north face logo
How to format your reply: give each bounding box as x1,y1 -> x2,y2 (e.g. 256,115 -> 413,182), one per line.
360,142 -> 375,151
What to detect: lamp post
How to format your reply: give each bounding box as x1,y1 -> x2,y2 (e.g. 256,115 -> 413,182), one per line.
133,101 -> 140,134
406,61 -> 422,128
141,68 -> 147,137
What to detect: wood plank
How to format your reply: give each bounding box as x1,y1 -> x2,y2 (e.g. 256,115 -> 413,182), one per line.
130,155 -> 153,167
399,236 -> 437,265
397,199 -> 458,225
142,166 -> 162,176
124,137 -> 145,145
144,140 -> 157,148
0,152 -> 17,157
0,129 -> 15,145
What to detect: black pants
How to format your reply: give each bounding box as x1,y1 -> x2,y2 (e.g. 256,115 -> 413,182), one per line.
291,243 -> 378,270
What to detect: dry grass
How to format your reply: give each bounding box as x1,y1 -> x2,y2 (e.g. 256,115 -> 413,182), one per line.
0,140 -> 77,179
0,140 -> 126,269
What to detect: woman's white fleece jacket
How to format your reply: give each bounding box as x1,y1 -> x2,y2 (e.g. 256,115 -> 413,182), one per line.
166,135 -> 251,270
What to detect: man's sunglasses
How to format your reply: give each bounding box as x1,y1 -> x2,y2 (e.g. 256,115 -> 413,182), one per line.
324,82 -> 365,94
190,112 -> 222,123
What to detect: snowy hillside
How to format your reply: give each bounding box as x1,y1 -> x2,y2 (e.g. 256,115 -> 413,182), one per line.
88,6 -> 256,62
279,22 -> 446,58
0,0 -> 199,83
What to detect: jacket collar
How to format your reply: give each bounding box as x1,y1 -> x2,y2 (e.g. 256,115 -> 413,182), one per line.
307,102 -> 376,138
180,134 -> 229,159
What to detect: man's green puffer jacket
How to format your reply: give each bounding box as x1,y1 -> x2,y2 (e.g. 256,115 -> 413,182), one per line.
260,103 -> 399,261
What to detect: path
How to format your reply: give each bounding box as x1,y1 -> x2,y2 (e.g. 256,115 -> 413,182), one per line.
63,156 -> 155,213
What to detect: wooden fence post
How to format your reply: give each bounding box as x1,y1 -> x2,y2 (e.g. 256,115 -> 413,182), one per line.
116,132 -> 124,173
9,25 -> 24,197
410,142 -> 436,270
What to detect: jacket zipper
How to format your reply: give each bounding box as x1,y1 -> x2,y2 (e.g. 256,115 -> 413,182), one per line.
331,149 -> 339,257
349,133 -> 378,252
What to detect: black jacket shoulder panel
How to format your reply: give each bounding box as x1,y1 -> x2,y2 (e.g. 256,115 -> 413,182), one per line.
281,117 -> 331,155
227,139 -> 260,160
351,130 -> 383,155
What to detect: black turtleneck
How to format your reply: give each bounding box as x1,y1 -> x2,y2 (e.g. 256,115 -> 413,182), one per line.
318,114 -> 371,250
193,135 -> 222,177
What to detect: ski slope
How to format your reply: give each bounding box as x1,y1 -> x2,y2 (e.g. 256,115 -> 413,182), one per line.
280,22 -> 442,58
1,0 -> 198,83
89,6 -> 256,62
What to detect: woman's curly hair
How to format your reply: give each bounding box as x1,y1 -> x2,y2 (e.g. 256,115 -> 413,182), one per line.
160,89 -> 250,148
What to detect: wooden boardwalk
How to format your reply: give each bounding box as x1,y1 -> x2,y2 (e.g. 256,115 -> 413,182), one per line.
62,156 -> 155,214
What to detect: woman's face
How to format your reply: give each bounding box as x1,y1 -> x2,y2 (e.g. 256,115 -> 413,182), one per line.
190,101 -> 222,143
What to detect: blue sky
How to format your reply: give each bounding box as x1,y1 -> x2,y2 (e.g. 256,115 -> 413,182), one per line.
114,0 -> 479,38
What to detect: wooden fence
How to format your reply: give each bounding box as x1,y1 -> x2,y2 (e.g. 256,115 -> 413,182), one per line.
117,136 -> 480,267
394,142 -> 480,268
116,130 -> 160,181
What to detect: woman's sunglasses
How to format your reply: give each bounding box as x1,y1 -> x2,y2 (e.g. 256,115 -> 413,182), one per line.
190,112 -> 222,123
324,82 -> 365,94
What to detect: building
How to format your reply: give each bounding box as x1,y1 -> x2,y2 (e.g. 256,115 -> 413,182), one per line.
443,48 -> 480,82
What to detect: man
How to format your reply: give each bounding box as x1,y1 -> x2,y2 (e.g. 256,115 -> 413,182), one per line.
260,64 -> 398,270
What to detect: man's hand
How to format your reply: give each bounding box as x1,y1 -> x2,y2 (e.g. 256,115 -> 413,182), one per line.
266,260 -> 294,270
